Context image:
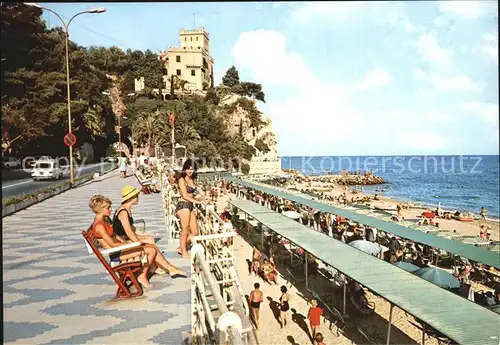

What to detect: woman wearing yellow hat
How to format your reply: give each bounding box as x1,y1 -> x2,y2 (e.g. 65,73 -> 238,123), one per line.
113,185 -> 186,287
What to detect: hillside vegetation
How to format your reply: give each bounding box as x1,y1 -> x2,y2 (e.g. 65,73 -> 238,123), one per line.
1,4 -> 269,172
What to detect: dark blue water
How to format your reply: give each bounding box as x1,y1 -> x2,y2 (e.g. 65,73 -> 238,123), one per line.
281,156 -> 500,218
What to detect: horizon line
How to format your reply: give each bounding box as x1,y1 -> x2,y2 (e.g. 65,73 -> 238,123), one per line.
279,154 -> 500,158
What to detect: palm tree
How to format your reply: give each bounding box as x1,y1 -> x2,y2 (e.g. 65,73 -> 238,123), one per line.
174,123 -> 200,151
132,110 -> 169,149
81,107 -> 103,140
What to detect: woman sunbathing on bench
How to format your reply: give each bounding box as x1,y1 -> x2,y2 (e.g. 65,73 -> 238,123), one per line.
112,186 -> 186,287
176,159 -> 205,258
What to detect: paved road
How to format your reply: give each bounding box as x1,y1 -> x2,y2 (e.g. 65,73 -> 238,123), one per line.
2,162 -> 116,199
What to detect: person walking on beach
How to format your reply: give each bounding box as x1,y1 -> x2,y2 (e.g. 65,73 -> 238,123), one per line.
119,155 -> 127,178
279,285 -> 291,328
249,282 -> 263,329
480,207 -> 487,220
308,299 -> 323,341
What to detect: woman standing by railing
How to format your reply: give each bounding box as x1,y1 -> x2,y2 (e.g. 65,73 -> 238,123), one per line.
176,158 -> 205,258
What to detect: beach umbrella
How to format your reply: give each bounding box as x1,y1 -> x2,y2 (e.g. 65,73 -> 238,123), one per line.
348,240 -> 382,256
282,210 -> 302,220
393,261 -> 419,273
412,267 -> 460,289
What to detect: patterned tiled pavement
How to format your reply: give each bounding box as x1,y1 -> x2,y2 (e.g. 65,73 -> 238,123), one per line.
3,171 -> 191,344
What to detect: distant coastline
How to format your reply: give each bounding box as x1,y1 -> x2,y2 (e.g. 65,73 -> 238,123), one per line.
281,155 -> 500,219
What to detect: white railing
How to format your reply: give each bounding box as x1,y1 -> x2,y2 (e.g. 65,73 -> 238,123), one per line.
191,205 -> 247,345
158,166 -> 248,344
159,170 -> 180,241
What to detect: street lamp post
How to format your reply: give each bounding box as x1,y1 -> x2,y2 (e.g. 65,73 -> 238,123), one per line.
24,3 -> 106,186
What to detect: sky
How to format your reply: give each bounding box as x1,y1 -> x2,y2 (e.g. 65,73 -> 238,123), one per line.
40,1 -> 499,156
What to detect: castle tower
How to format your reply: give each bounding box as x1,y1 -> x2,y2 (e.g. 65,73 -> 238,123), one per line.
161,27 -> 215,92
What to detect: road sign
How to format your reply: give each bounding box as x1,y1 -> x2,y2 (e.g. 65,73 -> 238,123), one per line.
63,133 -> 76,147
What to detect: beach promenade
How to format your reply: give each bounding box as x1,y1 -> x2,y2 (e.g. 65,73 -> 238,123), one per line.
3,171 -> 190,344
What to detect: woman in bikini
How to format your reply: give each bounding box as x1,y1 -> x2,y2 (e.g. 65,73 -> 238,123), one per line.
89,194 -> 155,288
176,159 -> 204,258
249,282 -> 263,329
112,186 -> 186,288
279,285 -> 291,328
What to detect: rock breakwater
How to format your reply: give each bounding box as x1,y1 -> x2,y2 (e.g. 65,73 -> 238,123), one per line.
282,169 -> 385,186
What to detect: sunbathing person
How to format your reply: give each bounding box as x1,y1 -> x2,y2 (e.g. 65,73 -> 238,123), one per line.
261,259 -> 278,284
112,186 -> 186,287
136,166 -> 160,193
89,194 -> 155,288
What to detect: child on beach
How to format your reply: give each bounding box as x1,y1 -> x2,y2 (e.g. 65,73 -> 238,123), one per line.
314,333 -> 326,345
308,299 -> 323,340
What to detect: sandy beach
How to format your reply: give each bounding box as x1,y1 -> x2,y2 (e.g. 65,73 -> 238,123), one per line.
291,178 -> 499,242
215,191 -> 443,345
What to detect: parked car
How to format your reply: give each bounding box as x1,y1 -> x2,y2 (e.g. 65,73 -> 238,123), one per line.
24,156 -> 52,169
2,157 -> 21,168
31,160 -> 63,181
103,156 -> 119,163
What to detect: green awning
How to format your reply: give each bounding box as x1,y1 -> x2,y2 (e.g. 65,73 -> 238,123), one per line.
229,198 -> 500,345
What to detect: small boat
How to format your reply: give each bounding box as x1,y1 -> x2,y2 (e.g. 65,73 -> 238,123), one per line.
423,211 -> 435,218
458,215 -> 474,222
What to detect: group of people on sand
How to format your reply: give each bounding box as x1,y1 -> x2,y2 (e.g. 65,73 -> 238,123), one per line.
88,185 -> 186,289
247,246 -> 326,344
249,282 -> 326,344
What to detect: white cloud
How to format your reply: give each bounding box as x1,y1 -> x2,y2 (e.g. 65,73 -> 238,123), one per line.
291,2 -> 362,23
481,32 -> 499,60
290,2 -> 415,32
398,132 -> 451,152
231,30 -> 368,155
422,110 -> 453,123
431,75 -> 484,92
388,110 -> 409,119
437,0 -> 496,20
414,69 -> 484,92
231,30 -> 317,87
461,102 -> 499,123
354,68 -> 392,91
415,32 -> 452,68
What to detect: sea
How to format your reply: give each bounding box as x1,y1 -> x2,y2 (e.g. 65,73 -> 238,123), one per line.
281,155 -> 500,219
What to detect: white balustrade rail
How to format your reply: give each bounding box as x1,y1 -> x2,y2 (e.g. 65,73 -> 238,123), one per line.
157,165 -> 247,344
191,205 -> 247,344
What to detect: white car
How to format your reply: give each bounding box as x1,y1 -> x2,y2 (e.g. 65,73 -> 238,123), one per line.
2,157 -> 21,168
31,160 -> 63,180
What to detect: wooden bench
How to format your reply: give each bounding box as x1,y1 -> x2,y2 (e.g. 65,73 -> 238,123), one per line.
82,227 -> 145,299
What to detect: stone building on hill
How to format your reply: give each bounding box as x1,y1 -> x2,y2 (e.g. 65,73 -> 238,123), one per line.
134,27 -> 215,97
